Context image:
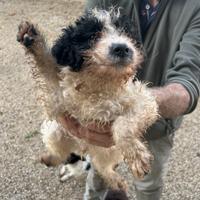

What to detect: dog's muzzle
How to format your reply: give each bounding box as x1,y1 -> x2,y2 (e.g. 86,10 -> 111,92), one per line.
109,43 -> 133,66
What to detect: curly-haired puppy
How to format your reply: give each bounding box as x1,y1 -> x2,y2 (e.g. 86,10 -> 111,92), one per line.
17,9 -> 158,190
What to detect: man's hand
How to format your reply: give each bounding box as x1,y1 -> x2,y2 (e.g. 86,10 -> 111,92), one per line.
57,115 -> 114,148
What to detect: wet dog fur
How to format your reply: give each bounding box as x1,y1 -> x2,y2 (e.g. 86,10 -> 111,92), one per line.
17,9 -> 158,190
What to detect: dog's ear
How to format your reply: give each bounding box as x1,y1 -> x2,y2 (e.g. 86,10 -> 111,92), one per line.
51,26 -> 84,72
51,13 -> 104,72
112,14 -> 142,47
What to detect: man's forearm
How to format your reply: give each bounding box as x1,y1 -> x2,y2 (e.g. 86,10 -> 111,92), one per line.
151,83 -> 191,118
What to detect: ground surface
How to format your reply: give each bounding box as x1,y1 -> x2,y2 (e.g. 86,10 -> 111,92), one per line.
0,0 -> 200,199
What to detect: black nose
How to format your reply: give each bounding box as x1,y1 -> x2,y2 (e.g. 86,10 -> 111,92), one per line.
110,43 -> 133,58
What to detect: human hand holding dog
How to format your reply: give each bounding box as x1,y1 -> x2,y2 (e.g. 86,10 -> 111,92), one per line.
57,115 -> 114,148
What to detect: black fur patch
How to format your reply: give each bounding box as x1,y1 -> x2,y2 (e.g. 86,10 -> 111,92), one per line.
112,15 -> 141,47
51,13 -> 104,72
65,153 -> 82,164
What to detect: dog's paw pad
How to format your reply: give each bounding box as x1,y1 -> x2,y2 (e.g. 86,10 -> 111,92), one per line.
17,21 -> 37,47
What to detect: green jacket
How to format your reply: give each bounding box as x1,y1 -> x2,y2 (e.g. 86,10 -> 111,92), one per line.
85,0 -> 200,139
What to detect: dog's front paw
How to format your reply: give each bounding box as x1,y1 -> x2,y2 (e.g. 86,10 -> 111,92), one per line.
59,166 -> 72,182
123,141 -> 153,179
17,21 -> 38,47
130,151 -> 152,179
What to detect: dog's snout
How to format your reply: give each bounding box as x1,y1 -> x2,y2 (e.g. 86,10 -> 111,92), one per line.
110,43 -> 133,59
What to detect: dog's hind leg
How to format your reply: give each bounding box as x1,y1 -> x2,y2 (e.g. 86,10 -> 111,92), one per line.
112,113 -> 154,179
91,151 -> 127,191
112,83 -> 159,179
95,164 -> 127,191
40,120 -> 78,167
17,21 -> 64,118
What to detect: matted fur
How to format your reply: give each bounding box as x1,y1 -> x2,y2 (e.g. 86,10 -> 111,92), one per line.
17,10 -> 158,190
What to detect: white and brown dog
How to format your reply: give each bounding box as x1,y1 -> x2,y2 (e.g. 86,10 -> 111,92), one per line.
17,9 -> 158,190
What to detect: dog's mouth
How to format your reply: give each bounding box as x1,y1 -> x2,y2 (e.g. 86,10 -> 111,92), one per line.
83,52 -> 133,70
110,56 -> 133,68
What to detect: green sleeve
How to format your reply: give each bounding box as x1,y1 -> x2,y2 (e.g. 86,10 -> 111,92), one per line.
165,9 -> 200,114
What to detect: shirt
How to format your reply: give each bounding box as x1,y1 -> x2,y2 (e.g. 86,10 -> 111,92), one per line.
139,0 -> 160,40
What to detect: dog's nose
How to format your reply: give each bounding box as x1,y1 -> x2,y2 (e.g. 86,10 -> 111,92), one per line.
110,43 -> 133,59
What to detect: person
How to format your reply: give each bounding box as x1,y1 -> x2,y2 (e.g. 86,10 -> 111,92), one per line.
58,0 -> 200,199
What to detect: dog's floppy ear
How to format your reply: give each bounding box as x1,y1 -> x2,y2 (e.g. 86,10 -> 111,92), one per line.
51,26 -> 84,72
51,13 -> 104,72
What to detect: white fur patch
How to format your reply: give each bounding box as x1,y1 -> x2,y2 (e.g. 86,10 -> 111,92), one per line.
59,155 -> 91,182
40,120 -> 59,143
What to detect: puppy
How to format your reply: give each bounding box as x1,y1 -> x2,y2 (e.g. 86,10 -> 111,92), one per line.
17,9 -> 158,190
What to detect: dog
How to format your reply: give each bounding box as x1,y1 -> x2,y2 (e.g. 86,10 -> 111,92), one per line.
17,9 -> 158,190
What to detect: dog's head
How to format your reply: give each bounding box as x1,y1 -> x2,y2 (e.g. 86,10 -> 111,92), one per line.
52,9 -> 142,81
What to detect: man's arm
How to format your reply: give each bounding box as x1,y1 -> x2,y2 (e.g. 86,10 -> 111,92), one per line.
151,83 -> 191,119
162,9 -> 200,116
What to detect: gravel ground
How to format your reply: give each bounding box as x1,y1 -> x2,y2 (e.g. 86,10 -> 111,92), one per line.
0,0 -> 200,199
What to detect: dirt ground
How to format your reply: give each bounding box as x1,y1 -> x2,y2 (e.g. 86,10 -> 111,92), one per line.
0,0 -> 200,199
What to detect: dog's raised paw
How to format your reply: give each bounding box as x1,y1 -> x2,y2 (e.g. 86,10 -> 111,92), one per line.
17,21 -> 37,47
